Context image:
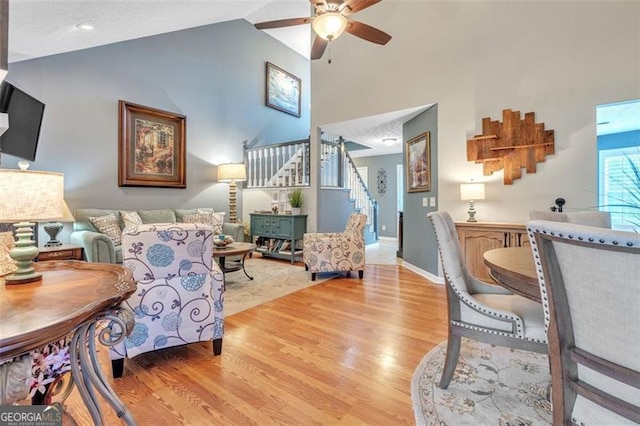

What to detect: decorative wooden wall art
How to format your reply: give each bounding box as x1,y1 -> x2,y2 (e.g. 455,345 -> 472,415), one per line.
466,109 -> 555,184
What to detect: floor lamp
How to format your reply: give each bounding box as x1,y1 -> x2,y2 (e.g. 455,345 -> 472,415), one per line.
0,166 -> 64,284
218,163 -> 246,223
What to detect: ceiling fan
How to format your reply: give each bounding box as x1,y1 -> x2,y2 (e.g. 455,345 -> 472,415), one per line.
254,0 -> 391,61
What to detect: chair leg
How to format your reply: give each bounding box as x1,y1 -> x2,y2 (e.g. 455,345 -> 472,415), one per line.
304,264 -> 308,271
358,270 -> 364,278
311,272 -> 316,281
213,338 -> 223,356
111,358 -> 124,379
438,332 -> 461,389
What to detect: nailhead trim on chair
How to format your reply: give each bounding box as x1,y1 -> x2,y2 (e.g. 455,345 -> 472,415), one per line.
428,214 -> 527,339
527,220 -> 639,333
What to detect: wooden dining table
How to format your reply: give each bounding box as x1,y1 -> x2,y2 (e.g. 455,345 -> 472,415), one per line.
482,246 -> 541,302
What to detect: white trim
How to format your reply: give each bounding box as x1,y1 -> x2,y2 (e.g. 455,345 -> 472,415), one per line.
378,236 -> 396,241
402,261 -> 444,285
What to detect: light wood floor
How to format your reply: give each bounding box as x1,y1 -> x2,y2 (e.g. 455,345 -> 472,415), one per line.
60,244 -> 448,425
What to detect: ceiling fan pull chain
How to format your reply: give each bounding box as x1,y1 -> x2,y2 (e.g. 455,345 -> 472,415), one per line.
328,43 -> 332,64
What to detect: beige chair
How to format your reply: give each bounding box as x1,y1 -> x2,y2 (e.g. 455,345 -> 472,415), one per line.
427,211 -> 547,389
528,220 -> 640,424
303,213 -> 367,281
529,210 -> 611,228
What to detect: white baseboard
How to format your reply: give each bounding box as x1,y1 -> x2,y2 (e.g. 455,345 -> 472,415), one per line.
401,261 -> 444,285
378,236 -> 397,241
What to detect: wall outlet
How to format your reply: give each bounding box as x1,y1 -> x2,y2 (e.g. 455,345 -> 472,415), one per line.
422,197 -> 429,207
382,225 -> 386,231
430,197 -> 436,207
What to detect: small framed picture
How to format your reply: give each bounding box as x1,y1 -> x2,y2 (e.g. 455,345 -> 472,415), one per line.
265,62 -> 301,117
406,131 -> 431,193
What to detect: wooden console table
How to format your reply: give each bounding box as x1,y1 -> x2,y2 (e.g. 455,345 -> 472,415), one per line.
0,260 -> 136,424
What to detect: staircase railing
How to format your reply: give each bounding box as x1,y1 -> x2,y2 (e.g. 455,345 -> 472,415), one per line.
343,147 -> 378,231
245,139 -> 309,188
244,135 -> 378,239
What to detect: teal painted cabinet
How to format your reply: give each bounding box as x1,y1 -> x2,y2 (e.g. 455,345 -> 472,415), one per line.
250,214 -> 307,264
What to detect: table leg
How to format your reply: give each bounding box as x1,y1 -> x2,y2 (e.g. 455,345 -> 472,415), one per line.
241,252 -> 253,280
219,256 -> 226,271
69,310 -> 136,425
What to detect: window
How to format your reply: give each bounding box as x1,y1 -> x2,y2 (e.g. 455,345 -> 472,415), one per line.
597,100 -> 640,231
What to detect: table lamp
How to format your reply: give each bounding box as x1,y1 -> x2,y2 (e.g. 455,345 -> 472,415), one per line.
42,200 -> 75,247
460,182 -> 485,222
0,166 -> 64,284
218,163 -> 246,223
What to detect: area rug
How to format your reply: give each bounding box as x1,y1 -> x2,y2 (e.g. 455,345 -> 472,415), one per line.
223,257 -> 332,316
412,339 -> 552,426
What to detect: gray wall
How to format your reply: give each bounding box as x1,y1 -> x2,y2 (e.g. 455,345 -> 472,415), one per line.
403,106 -> 439,275
353,153 -> 402,238
4,19 -> 310,223
317,188 -> 353,233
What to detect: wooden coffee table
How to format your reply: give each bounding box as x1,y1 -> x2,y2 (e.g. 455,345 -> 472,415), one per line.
212,242 -> 256,280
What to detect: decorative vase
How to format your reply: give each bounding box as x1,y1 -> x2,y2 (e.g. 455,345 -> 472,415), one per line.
291,207 -> 301,215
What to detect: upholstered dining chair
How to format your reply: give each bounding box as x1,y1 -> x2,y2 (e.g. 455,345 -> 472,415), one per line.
427,211 -> 548,389
303,212 -> 367,281
528,220 -> 640,425
109,222 -> 224,378
529,210 -> 612,228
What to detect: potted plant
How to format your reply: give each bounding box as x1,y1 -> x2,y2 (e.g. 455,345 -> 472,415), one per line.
288,188 -> 303,215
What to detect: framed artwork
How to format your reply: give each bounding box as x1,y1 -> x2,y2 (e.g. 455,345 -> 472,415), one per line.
265,62 -> 301,117
118,100 -> 186,188
405,131 -> 431,193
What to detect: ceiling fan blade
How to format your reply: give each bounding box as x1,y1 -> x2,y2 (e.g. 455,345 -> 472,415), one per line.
310,36 -> 329,60
346,20 -> 391,45
339,0 -> 381,16
254,17 -> 312,30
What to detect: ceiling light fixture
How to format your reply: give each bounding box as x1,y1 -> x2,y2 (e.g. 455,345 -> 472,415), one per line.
382,137 -> 398,147
312,12 -> 348,41
76,22 -> 94,31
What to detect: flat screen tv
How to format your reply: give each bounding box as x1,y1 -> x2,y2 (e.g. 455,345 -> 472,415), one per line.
0,81 -> 45,162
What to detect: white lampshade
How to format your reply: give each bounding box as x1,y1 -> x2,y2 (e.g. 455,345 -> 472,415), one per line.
312,12 -> 348,41
0,169 -> 64,222
460,183 -> 485,201
0,168 -> 64,284
218,163 -> 247,182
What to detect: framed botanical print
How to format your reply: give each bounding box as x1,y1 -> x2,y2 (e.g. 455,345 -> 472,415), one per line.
265,62 -> 301,117
406,131 -> 431,193
118,100 -> 186,188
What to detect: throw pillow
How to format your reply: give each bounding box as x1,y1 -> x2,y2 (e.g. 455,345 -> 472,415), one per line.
120,211 -> 143,229
183,211 -> 226,235
88,213 -> 122,246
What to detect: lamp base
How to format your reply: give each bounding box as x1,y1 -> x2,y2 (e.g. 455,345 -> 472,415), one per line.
44,222 -> 63,247
5,221 -> 41,285
466,200 -> 478,222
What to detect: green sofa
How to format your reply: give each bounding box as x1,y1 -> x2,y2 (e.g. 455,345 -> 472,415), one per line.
70,208 -> 245,264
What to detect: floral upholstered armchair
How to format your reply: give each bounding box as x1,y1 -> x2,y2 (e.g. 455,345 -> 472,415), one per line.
109,222 -> 224,378
303,213 -> 367,281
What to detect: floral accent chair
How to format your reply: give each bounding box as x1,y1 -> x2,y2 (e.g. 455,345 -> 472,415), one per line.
303,213 -> 367,281
109,222 -> 224,378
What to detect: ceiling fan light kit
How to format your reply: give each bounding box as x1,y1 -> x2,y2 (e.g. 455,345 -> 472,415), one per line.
312,12 -> 348,41
254,0 -> 391,61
